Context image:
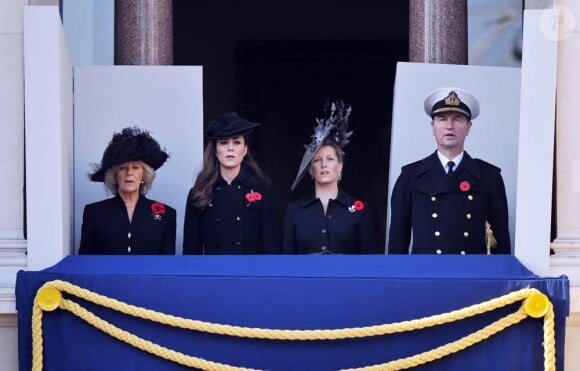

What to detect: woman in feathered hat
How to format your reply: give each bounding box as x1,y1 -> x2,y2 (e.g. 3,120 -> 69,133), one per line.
78,127 -> 176,255
183,113 -> 280,254
283,102 -> 376,254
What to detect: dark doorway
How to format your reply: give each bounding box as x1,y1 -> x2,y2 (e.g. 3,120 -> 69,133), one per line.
173,1 -> 410,251
237,41 -> 407,251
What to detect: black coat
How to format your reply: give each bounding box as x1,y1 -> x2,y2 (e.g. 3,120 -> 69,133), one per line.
79,195 -> 176,255
183,167 -> 281,254
283,190 -> 376,254
388,151 -> 511,255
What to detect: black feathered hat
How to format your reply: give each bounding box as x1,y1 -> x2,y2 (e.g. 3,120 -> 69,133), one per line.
205,112 -> 260,139
290,101 -> 353,191
89,126 -> 169,182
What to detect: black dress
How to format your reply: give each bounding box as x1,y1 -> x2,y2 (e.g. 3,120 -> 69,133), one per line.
283,189 -> 376,254
183,167 -> 281,254
79,195 -> 176,255
388,151 -> 511,255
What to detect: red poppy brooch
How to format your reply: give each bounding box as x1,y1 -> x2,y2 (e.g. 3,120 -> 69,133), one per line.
151,202 -> 166,220
245,190 -> 263,203
459,181 -> 471,192
348,200 -> 365,213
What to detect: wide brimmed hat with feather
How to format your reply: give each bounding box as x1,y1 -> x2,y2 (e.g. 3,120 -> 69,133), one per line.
290,101 -> 353,191
89,126 -> 169,182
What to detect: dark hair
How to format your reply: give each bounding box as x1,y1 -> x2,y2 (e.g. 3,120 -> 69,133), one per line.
190,136 -> 269,210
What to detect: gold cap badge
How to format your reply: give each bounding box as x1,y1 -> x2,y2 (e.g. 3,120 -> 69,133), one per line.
444,91 -> 461,106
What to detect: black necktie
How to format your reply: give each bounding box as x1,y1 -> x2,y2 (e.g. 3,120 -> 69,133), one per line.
447,161 -> 455,175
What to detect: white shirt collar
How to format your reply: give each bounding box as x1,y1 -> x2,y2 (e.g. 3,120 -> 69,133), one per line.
437,151 -> 464,173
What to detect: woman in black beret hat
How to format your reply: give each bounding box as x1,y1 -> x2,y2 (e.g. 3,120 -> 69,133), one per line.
283,101 -> 376,254
78,127 -> 176,255
183,113 -> 280,254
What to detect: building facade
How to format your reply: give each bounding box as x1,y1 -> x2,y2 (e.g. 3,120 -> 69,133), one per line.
1,0 -> 578,369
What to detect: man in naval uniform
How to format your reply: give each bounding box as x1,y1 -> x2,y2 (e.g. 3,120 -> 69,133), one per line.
388,87 -> 511,255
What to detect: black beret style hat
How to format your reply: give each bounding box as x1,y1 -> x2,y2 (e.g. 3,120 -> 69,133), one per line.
89,126 -> 169,182
205,112 -> 260,139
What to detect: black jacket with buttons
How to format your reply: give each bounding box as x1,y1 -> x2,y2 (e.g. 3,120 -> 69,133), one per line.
388,151 -> 511,255
78,195 -> 176,255
183,167 -> 281,254
283,190 -> 376,254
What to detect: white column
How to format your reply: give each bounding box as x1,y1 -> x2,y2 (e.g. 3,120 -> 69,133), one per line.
0,3 -> 27,370
552,1 -> 580,251
549,3 -> 580,369
514,7 -> 558,276
0,0 -> 27,307
550,1 -> 580,292
24,6 -> 74,270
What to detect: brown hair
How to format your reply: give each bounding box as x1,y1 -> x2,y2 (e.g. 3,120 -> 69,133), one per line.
190,137 -> 269,210
314,140 -> 345,164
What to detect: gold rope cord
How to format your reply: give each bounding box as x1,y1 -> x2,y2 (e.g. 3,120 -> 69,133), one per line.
343,306 -> 529,371
543,303 -> 556,370
32,280 -> 556,371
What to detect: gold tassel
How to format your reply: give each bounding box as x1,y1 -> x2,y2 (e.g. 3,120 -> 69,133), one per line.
485,221 -> 497,255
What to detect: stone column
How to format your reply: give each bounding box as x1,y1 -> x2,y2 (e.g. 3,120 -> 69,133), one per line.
409,0 -> 467,64
115,0 -> 173,65
552,0 -> 580,254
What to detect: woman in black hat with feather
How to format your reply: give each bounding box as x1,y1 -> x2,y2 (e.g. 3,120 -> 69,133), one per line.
283,102 -> 376,254
78,127 -> 176,255
183,113 -> 280,254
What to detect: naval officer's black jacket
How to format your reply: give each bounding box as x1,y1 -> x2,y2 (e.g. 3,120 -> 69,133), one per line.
388,151 -> 511,255
283,190 -> 376,254
79,195 -> 176,255
183,167 -> 281,254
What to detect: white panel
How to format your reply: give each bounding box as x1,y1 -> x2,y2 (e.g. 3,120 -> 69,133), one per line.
388,62 -> 521,252
24,6 -> 74,270
0,324 -> 18,371
0,0 -> 25,33
73,66 -> 204,253
515,9 -> 558,275
0,34 -> 25,234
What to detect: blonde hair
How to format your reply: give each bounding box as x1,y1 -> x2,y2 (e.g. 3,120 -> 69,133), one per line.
103,161 -> 156,195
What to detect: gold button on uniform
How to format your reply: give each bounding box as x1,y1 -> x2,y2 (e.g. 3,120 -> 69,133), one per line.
468,195 -> 474,200
434,231 -> 440,237
464,232 -> 469,237
466,213 -> 472,219
432,212 -> 438,218
436,249 -> 442,255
